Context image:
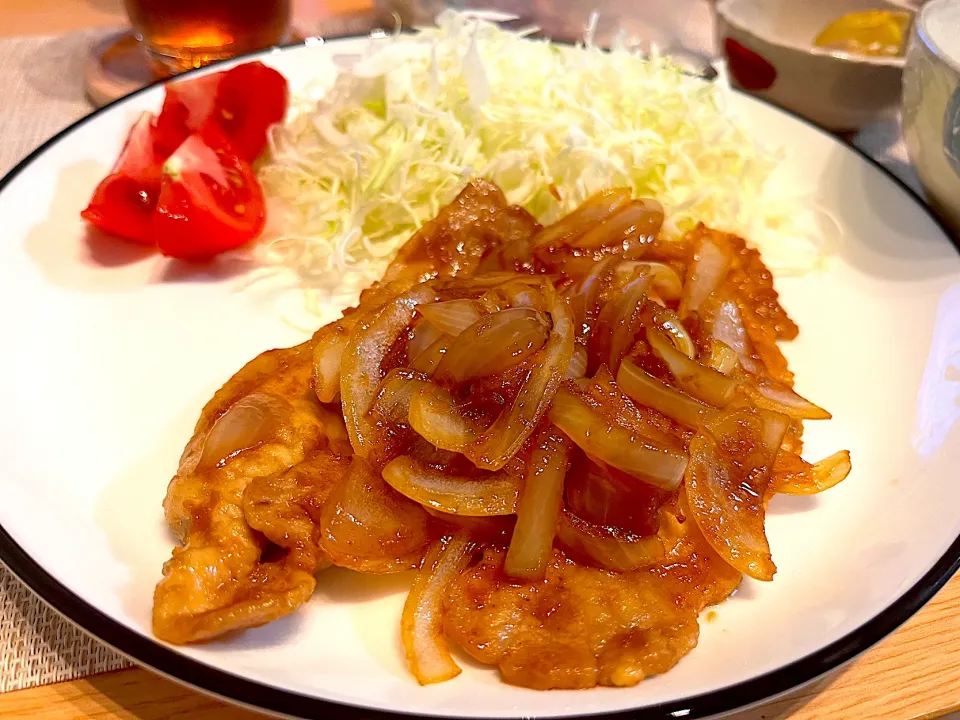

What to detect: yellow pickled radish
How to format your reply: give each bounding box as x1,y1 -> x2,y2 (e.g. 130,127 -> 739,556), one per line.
814,10 -> 912,57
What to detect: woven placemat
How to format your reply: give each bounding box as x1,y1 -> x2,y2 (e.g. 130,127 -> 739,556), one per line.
0,22 -> 923,696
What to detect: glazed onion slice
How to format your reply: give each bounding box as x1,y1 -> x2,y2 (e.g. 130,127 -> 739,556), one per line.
504,428 -> 570,580
555,510 -> 664,572
419,299 -> 483,337
312,315 -> 358,403
532,188 -> 631,248
589,273 -> 652,374
569,256 -> 617,340
588,366 -> 684,448
565,344 -> 588,379
370,369 -> 432,425
194,394 -> 291,473
438,272 -> 543,294
340,285 -> 437,456
407,317 -> 445,361
685,407 -> 787,581
410,335 -> 451,374
422,505 -> 509,538
744,377 -> 832,420
679,233 -> 731,318
572,198 -> 664,249
548,388 -> 687,490
408,383 -> 480,452
646,329 -> 739,408
382,455 -> 521,516
704,339 -> 739,375
466,284 -> 574,471
435,308 -> 550,383
401,532 -> 474,685
319,458 -> 432,573
617,359 -> 715,429
497,279 -> 545,310
616,261 -> 683,302
771,450 -> 852,495
708,298 -> 760,374
651,306 -> 696,359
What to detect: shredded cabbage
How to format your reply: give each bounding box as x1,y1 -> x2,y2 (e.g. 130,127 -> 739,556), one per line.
257,10 -> 836,306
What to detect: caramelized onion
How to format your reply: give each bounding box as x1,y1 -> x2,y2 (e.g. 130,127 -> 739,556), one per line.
573,198 -> 664,249
195,394 -> 290,472
319,458 -> 431,573
651,306 -> 696,359
556,510 -> 664,572
617,261 -> 683,301
565,344 -> 588,379
771,450 -> 851,495
590,273 -> 652,374
435,308 -> 550,383
419,299 -> 483,337
587,366 -> 687,448
709,298 -> 760,374
439,272 -> 542,293
570,256 -> 617,339
341,286 -> 437,456
686,408 -> 783,581
382,455 -> 521,516
408,383 -> 480,452
407,317 -> 445,361
313,317 -> 357,403
532,188 -> 632,248
704,339 -> 739,375
371,369 -> 431,425
617,359 -> 714,428
505,429 -> 570,580
401,532 -> 473,685
761,410 -> 791,458
548,388 -> 687,490
647,329 -> 739,408
565,450 -> 668,534
745,378 -> 832,420
410,335 -> 451,374
680,235 -> 731,318
423,506 -> 511,538
498,280 -> 544,310
466,285 -> 574,471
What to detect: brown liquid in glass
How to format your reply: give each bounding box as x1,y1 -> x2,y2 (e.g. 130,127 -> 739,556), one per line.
124,0 -> 291,73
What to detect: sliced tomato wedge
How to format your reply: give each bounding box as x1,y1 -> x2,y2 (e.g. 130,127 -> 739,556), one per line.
80,112 -> 166,245
153,71 -> 223,154
153,123 -> 266,260
214,62 -> 288,160
154,61 -> 287,162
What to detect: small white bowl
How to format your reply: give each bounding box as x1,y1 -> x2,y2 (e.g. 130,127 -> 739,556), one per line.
716,0 -> 910,131
902,0 -> 960,235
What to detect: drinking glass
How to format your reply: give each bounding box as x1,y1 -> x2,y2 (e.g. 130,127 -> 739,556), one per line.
123,0 -> 293,75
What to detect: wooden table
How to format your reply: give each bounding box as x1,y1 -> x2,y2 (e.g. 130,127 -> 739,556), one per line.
2,2 -> 960,719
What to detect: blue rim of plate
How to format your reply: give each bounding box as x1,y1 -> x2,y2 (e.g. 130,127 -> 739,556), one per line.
0,36 -> 958,720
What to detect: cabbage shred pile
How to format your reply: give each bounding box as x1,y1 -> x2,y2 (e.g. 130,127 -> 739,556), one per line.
258,11 -> 829,303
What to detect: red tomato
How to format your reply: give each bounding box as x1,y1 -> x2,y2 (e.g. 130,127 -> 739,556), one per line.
215,62 -> 288,161
80,112 -> 166,245
153,123 -> 266,260
154,61 -> 287,162
153,71 -> 223,154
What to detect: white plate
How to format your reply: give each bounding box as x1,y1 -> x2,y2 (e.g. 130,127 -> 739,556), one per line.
1,38 -> 959,720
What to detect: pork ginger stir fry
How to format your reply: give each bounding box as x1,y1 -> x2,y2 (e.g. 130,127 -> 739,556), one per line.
154,179 -> 851,689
